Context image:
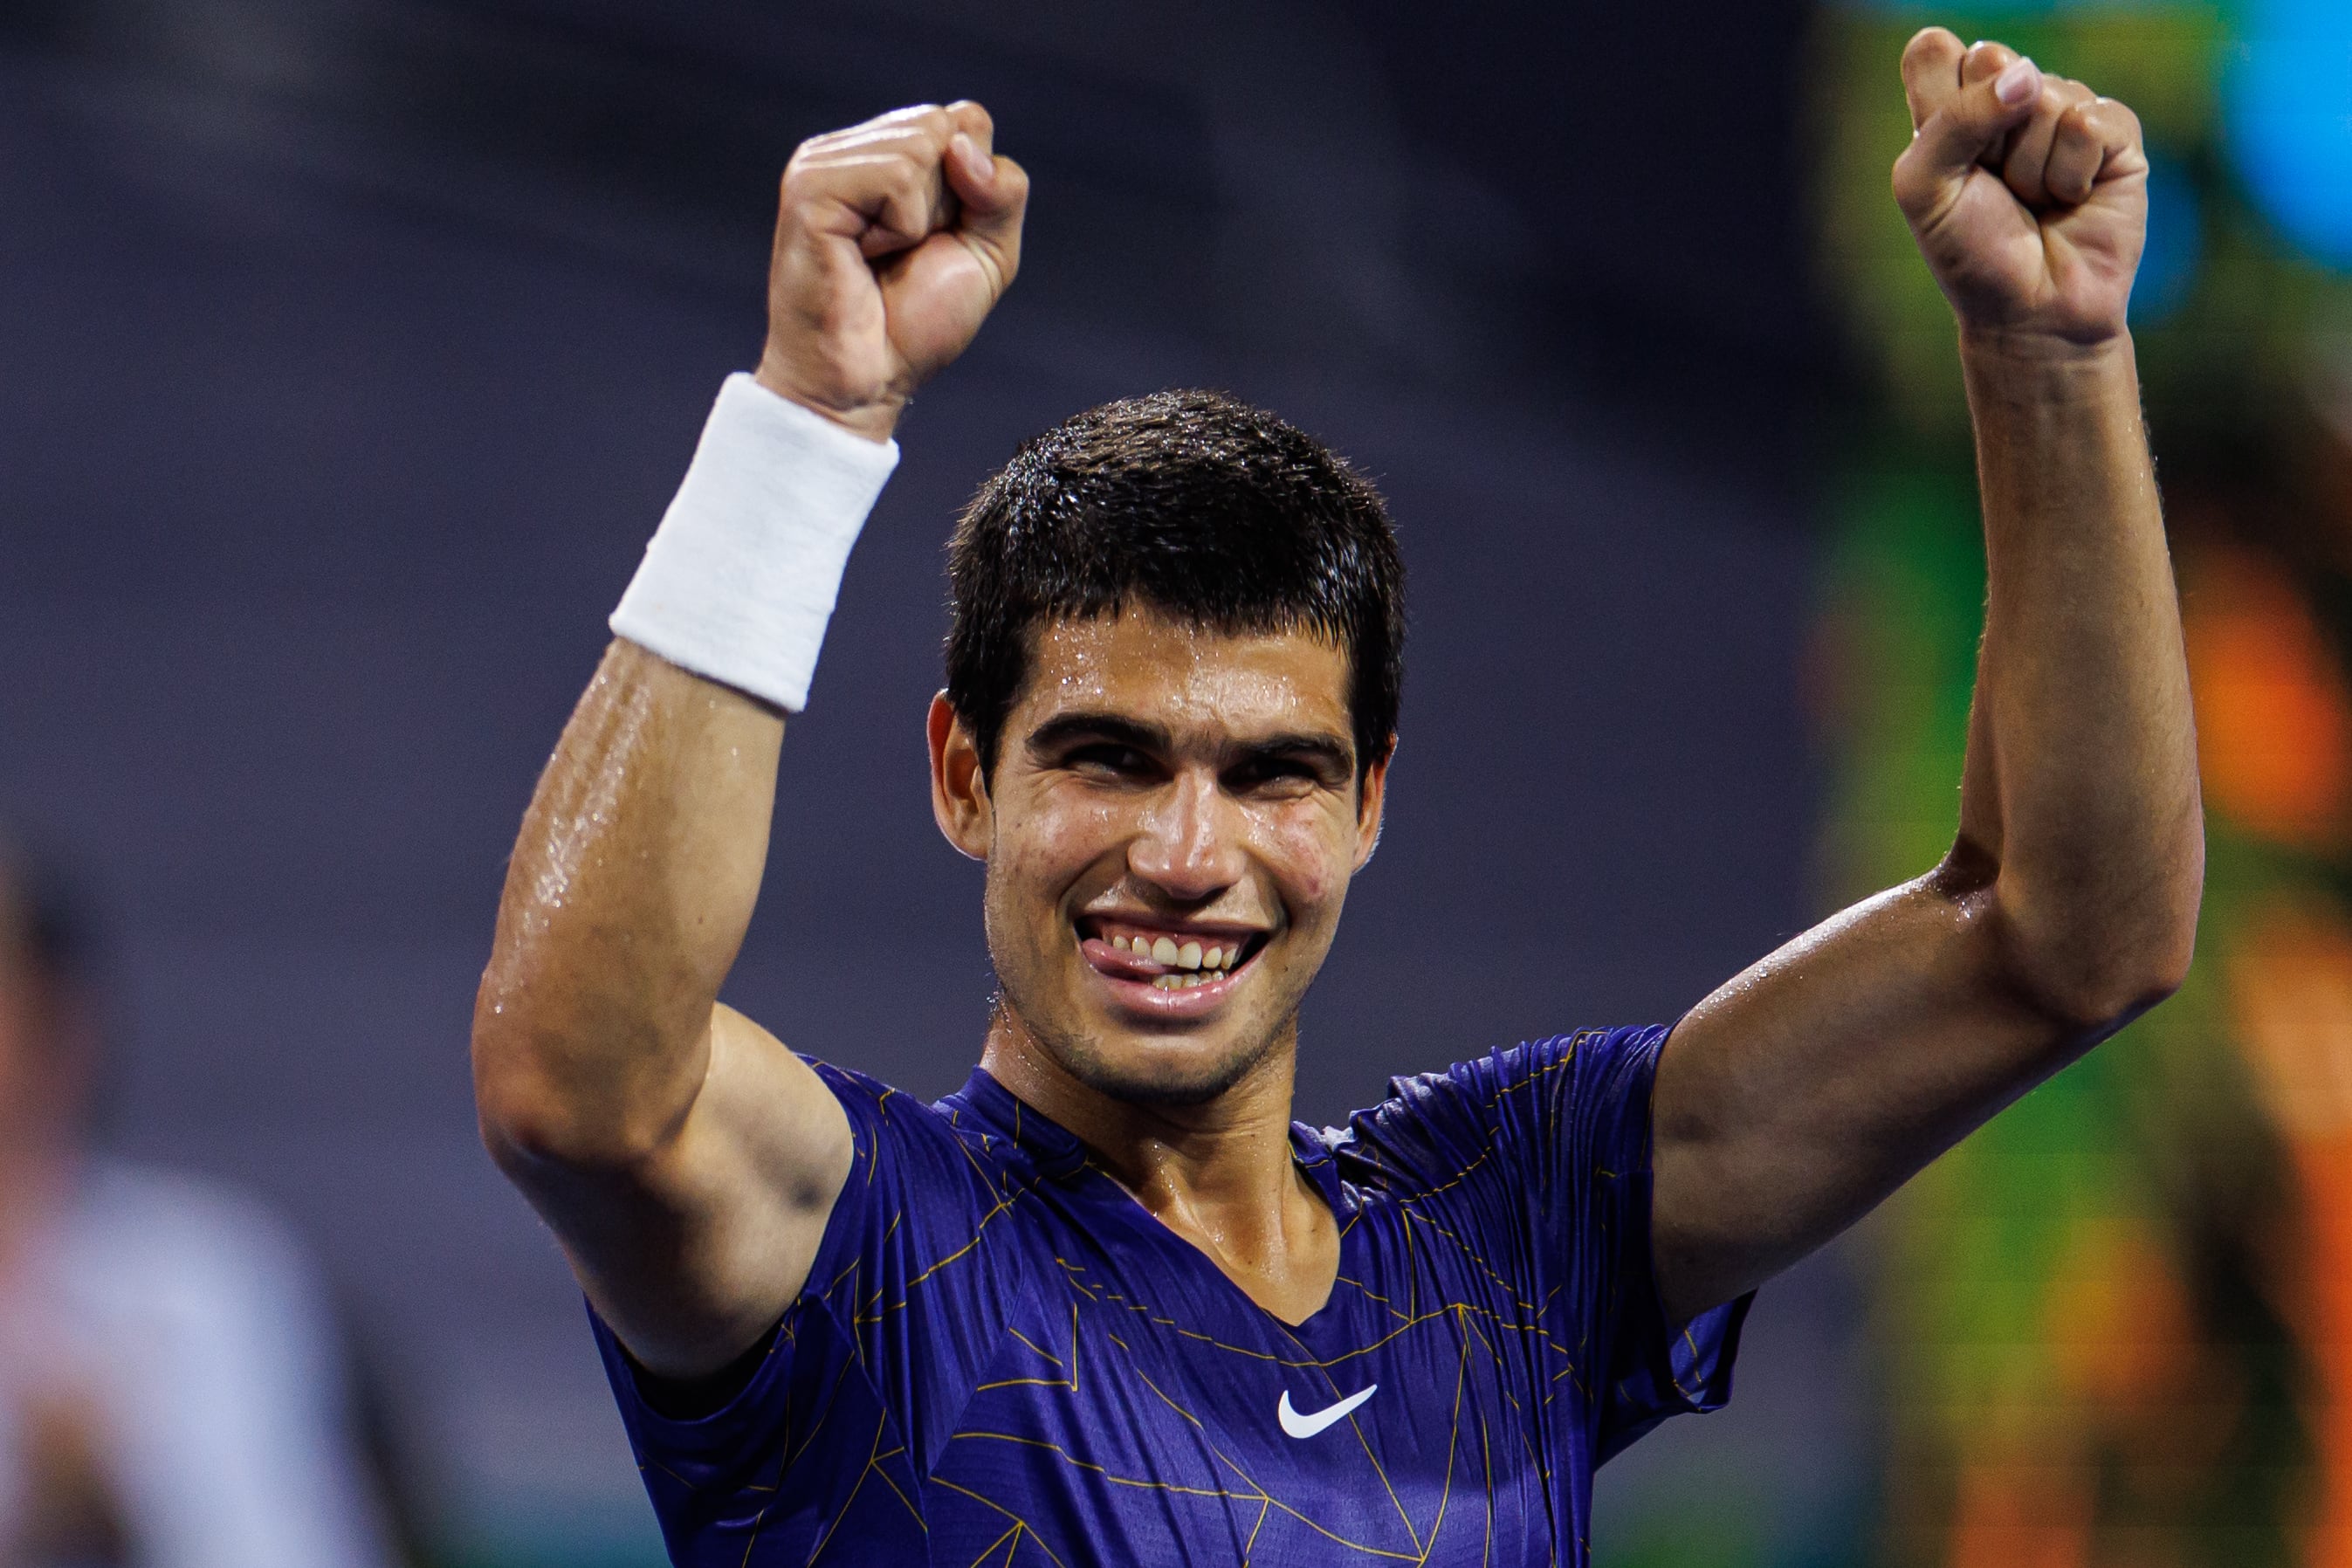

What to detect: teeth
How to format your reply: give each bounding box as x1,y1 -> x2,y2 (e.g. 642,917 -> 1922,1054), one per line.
1104,931 -> 1249,978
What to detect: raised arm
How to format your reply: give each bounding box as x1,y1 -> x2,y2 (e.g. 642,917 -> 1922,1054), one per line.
471,105 -> 1026,1378
1650,31 -> 2201,1323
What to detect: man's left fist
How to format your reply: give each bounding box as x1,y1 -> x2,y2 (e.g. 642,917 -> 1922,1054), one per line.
1893,28 -> 2149,347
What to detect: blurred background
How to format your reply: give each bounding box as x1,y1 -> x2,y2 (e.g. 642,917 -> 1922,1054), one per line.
0,0 -> 2344,1563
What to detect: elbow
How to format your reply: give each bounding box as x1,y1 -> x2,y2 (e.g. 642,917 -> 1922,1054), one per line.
2134,901 -> 2200,1009
1943,810 -> 2203,1038
473,1046 -> 677,1179
1991,883 -> 2201,1040
472,1053 -> 587,1175
471,1015 -> 582,1175
471,987 -> 687,1178
2032,937 -> 2193,1038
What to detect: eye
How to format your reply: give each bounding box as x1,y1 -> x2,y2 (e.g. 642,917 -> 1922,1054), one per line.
1067,743 -> 1153,779
1228,757 -> 1323,796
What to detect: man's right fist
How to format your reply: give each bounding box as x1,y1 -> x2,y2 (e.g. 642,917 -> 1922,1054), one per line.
756,102 -> 1028,444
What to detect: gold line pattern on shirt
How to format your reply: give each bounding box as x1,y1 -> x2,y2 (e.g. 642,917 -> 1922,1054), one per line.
767,1033 -> 1637,1565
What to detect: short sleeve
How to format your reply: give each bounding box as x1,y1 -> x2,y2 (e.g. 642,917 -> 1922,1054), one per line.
588,1062 -> 1027,1565
1340,1026 -> 1750,1464
1565,1026 -> 1750,1461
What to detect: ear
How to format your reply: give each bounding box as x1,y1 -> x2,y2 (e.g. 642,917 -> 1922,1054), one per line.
1351,734 -> 1394,871
928,691 -> 992,862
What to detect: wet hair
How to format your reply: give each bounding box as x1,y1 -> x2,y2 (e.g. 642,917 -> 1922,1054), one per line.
946,389 -> 1406,781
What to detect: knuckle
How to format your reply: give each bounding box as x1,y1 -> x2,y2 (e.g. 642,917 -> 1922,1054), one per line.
796,120 -> 866,157
1903,24 -> 1957,62
2081,97 -> 2138,141
1963,38 -> 2016,78
1889,154 -> 1928,205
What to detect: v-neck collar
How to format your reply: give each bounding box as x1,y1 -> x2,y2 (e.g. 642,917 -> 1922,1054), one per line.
939,1067 -> 1360,1334
942,1067 -> 1348,1200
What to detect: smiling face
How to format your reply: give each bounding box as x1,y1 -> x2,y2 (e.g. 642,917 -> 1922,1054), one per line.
930,605 -> 1388,1108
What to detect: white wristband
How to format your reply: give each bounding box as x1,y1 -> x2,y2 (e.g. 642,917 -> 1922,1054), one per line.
609,373 -> 900,712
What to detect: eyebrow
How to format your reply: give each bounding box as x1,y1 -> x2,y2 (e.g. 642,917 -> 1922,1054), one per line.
1025,711 -> 1355,776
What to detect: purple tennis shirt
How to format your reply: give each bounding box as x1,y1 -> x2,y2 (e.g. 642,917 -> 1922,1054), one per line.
591,1024 -> 1749,1565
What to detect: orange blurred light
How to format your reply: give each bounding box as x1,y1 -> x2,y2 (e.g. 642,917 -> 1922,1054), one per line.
2225,897 -> 2352,1564
2184,545 -> 2352,849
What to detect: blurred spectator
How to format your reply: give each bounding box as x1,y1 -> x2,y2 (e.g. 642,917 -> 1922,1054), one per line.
0,832 -> 397,1568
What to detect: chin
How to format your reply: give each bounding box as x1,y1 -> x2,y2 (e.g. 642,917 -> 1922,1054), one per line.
1053,1022 -> 1276,1108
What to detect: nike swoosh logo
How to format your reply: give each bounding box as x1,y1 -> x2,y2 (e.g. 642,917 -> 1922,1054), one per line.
1277,1385 -> 1378,1439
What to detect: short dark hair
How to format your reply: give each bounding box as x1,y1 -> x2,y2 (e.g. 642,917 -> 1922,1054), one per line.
946,389 -> 1406,781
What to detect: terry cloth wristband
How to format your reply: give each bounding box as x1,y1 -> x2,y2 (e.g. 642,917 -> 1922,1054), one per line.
609,373 -> 900,712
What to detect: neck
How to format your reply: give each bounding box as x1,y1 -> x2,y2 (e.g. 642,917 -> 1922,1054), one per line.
979,1006 -> 1338,1324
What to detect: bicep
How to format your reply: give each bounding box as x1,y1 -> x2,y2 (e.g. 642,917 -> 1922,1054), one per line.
506,1002 -> 854,1379
1650,869 -> 2069,1319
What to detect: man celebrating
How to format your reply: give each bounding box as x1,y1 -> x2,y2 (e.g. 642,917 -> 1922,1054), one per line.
473,29 -> 2200,1566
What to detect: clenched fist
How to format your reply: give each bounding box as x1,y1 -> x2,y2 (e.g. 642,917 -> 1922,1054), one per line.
756,102 -> 1029,443
1893,29 -> 2148,347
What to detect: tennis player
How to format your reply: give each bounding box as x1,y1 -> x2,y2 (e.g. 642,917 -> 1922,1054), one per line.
473,29 -> 2200,1565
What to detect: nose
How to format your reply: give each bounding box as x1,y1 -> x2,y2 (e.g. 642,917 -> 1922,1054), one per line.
1127,765 -> 1245,901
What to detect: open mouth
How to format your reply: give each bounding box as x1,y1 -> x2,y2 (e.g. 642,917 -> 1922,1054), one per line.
1074,916 -> 1269,1001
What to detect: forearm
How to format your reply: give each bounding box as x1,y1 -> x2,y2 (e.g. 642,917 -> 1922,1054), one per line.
473,638 -> 783,1166
1957,329 -> 2201,1020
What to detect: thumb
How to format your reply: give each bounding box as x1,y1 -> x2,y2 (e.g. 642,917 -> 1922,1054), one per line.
1895,54 -> 2042,223
946,136 -> 1028,291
